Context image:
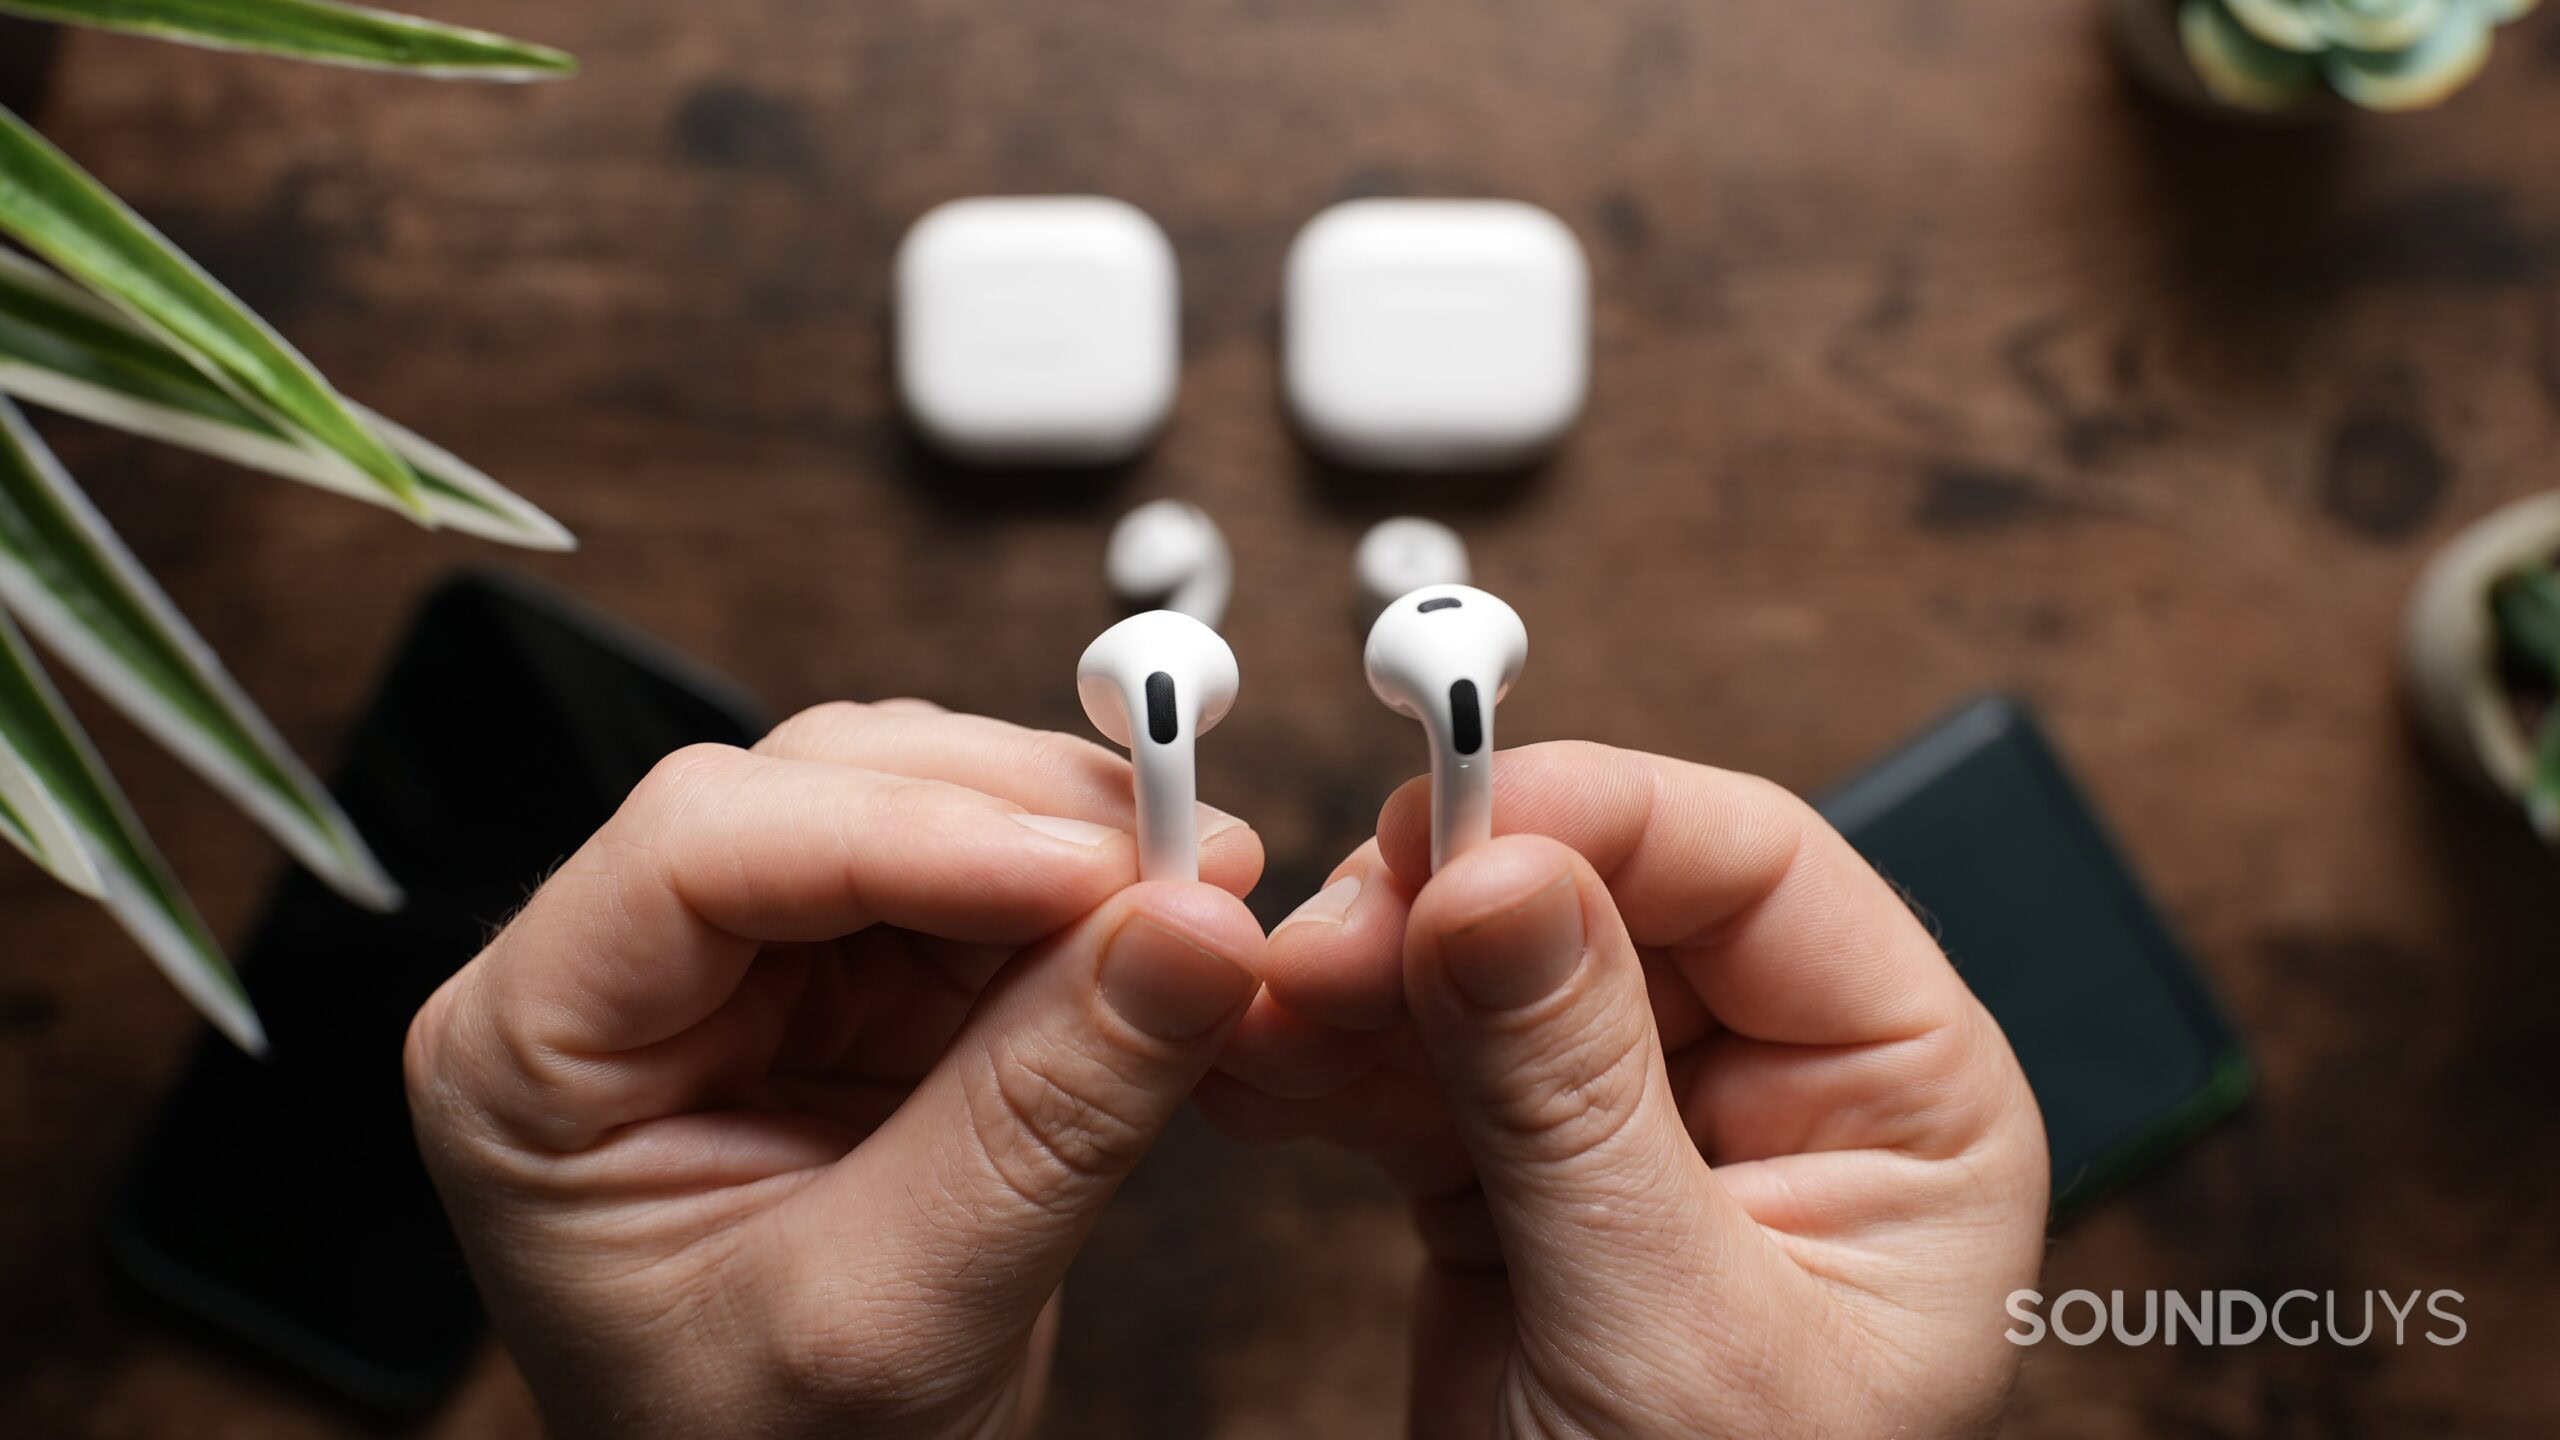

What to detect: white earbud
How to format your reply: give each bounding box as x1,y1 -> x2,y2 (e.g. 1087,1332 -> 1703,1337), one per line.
1078,610 -> 1241,881
1365,584 -> 1528,873
1107,500 -> 1232,631
1355,517 -> 1471,620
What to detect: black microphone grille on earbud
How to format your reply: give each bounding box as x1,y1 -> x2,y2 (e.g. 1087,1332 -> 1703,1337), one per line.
1145,672 -> 1179,745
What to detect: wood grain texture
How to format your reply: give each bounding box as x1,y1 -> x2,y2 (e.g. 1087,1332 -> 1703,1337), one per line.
4,1 -> 2559,1435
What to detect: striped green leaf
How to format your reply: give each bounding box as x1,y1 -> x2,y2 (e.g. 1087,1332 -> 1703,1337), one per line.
0,600 -> 105,895
0,105 -> 432,522
0,248 -> 573,549
0,598 -> 259,1050
0,395 -> 399,910
0,0 -> 574,81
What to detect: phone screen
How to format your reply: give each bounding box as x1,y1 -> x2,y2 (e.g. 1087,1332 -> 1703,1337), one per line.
108,573 -> 763,1415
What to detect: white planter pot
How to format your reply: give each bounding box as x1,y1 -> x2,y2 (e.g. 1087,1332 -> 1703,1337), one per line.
2400,490 -> 2560,841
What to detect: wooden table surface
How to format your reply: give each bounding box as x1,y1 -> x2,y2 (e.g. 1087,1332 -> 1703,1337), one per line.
5,1 -> 2558,1434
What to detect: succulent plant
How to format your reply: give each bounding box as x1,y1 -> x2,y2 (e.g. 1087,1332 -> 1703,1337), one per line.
2179,0 -> 2542,111
2490,560 -> 2560,840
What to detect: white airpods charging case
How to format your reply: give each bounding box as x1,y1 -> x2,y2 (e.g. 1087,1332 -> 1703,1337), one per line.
896,196 -> 1179,465
1284,199 -> 1589,471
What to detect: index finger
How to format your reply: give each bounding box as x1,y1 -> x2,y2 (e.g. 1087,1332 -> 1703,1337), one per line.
479,743 -> 1141,1060
1378,741 -> 1968,1046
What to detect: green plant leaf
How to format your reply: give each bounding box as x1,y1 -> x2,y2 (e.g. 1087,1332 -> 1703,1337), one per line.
0,598 -> 260,1050
2491,566 -> 2560,676
2528,711 -> 2560,842
0,248 -> 574,549
2222,0 -> 2332,52
0,395 -> 400,910
0,602 -> 104,896
0,0 -> 574,80
2323,1 -> 2494,109
0,104 -> 433,523
2182,0 -> 2324,109
2493,566 -> 2560,843
2306,0 -> 2450,53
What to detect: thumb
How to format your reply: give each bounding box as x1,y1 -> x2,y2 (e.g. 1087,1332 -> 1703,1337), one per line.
791,883 -> 1261,1345
1401,837 -> 1758,1337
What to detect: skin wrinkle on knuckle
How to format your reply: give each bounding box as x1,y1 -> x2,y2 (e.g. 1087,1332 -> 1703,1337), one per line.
864,775 -> 1030,910
1655,770 -> 1809,957
1837,1009 -> 2018,1167
531,857 -> 663,1038
722,761 -> 827,924
640,743 -> 745,827
1471,987 -> 1656,1171
961,1035 -> 1153,1219
753,700 -> 869,757
404,1008 -> 522,1200
1024,726 -> 1129,808
764,1299 -> 972,1426
785,1240 -> 1045,1437
1579,742 -> 1660,881
402,984 -> 455,1117
412,969 -> 594,1166
479,996 -> 624,1155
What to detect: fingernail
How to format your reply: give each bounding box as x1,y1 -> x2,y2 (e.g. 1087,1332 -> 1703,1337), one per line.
1440,875 -> 1585,1011
1100,916 -> 1259,1041
1014,813 -> 1120,848
1197,804 -> 1247,841
1276,874 -> 1362,931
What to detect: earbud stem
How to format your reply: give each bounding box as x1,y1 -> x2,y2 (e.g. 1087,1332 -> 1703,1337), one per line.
1131,690 -> 1200,883
1426,709 -> 1493,874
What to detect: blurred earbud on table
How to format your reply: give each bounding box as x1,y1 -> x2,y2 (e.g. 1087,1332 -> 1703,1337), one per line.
1107,499 -> 1232,631
1355,516 -> 1472,621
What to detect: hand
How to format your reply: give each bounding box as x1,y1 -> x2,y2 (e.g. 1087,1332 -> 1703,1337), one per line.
405,701 -> 1266,1440
1203,742 -> 2049,1439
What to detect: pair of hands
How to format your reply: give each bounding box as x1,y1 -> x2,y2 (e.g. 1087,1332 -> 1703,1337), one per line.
406,701 -> 2049,1439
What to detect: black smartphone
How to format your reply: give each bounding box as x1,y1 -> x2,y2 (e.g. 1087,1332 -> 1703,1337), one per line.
1816,695 -> 2252,1223
106,572 -> 766,1417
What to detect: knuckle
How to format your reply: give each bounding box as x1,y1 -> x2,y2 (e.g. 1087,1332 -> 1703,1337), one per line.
634,741 -> 746,814
1729,766 -> 1815,824
400,983 -> 461,1126
399,973 -> 553,1175
763,1302 -> 965,1425
868,772 -> 974,831
756,700 -> 874,756
1533,738 -> 1625,770
1732,774 -> 1828,874
1482,1009 -> 1655,1169
402,984 -> 447,1095
1025,727 -> 1126,794
962,1039 -> 1153,1213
